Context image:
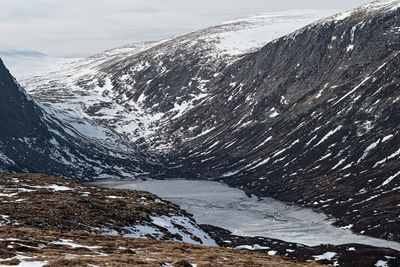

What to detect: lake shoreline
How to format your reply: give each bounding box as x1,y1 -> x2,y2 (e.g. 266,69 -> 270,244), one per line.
91,178 -> 400,251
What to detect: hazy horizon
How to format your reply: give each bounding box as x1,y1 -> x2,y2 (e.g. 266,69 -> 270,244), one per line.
0,0 -> 373,57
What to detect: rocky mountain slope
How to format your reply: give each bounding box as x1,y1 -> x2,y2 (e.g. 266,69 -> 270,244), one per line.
2,0 -> 400,245
0,59 -> 163,179
21,10 -> 332,151
163,0 -> 400,242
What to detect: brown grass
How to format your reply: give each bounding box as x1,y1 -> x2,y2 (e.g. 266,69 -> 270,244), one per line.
0,226 -> 322,267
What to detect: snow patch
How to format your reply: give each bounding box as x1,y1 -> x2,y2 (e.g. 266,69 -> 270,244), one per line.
313,252 -> 337,261
314,126 -> 342,147
150,215 -> 217,246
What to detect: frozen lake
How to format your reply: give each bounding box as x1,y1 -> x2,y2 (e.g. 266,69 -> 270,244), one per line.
93,179 -> 400,250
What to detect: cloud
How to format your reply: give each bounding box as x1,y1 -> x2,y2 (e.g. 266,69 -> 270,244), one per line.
0,0 -> 373,57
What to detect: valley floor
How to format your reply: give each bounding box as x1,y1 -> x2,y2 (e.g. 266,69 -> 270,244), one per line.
93,179 -> 400,250
0,173 -> 399,266
0,172 -> 319,267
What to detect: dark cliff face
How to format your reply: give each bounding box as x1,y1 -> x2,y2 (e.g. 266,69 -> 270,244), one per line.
161,5 -> 400,241
0,59 -> 54,172
0,59 -> 47,138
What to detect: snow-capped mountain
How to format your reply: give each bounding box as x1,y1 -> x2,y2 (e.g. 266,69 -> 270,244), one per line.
0,58 -> 159,179
161,0 -> 400,242
21,10 -> 333,151
2,0 -> 400,244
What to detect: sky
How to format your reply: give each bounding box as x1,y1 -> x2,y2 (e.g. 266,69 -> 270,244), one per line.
0,0 -> 373,57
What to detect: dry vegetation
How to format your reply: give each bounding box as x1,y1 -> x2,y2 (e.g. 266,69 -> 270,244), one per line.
0,226 -> 322,266
0,173 -> 322,266
0,173 -> 180,233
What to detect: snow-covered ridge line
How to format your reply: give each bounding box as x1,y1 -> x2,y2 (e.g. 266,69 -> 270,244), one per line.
323,0 -> 400,23
278,0 -> 400,42
19,10 -> 333,153
188,10 -> 335,56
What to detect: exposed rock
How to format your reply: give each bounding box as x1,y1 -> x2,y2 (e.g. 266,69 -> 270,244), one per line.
202,224 -> 400,267
0,59 -> 160,179
0,173 -> 216,246
160,1 -> 400,242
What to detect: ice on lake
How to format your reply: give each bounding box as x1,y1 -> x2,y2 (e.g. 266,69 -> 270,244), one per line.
93,179 -> 400,250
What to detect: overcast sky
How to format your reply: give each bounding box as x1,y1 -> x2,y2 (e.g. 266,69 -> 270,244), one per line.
0,0 -> 373,57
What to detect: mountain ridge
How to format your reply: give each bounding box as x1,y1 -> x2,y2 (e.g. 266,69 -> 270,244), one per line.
160,0 -> 400,241
21,10 -> 333,151
0,58 -> 160,179
1,1 -> 399,244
